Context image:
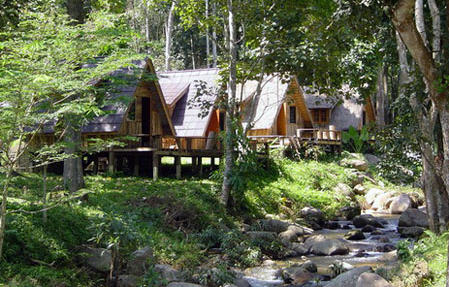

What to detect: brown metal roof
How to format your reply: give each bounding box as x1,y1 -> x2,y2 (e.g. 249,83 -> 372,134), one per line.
158,69 -> 220,137
241,75 -> 290,131
159,82 -> 190,107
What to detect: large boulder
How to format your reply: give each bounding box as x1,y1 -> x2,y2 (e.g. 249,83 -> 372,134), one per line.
344,230 -> 365,240
334,183 -> 354,197
371,191 -> 396,211
389,194 -> 412,214
278,225 -> 306,244
155,264 -> 183,283
81,247 -> 112,273
127,246 -> 153,276
290,243 -> 309,256
356,272 -> 391,287
300,207 -> 325,227
304,235 -> 349,256
325,266 -> 372,287
353,184 -> 366,196
280,266 -> 314,285
341,158 -> 369,171
256,219 -> 290,233
301,260 -> 318,273
398,226 -> 425,238
365,188 -> 384,206
118,275 -> 139,287
246,231 -> 277,241
364,154 -> 380,165
353,214 -> 384,228
398,208 -> 429,228
233,278 -> 250,287
338,205 -> 361,220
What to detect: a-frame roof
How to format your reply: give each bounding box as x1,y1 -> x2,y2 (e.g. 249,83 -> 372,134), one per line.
158,69 -> 220,137
44,58 -> 175,136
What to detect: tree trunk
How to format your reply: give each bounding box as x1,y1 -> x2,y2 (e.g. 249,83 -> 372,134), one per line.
212,2 -> 218,67
221,0 -> 237,207
0,169 -> 12,260
144,1 -> 150,43
395,23 -> 441,233
205,0 -> 210,67
415,0 -> 428,46
190,33 -> 196,69
66,0 -> 86,24
63,121 -> 84,193
427,0 -> 441,62
165,0 -> 176,71
42,164 -> 48,223
376,66 -> 386,126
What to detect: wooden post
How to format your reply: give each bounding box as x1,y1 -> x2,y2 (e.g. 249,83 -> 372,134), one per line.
198,157 -> 203,177
152,153 -> 159,181
211,157 -> 215,168
175,156 -> 181,179
93,156 -> 99,175
108,151 -> 115,174
192,156 -> 197,171
133,155 -> 139,176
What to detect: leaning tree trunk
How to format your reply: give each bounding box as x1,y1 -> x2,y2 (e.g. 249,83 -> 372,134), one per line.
221,0 -> 238,207
165,0 -> 176,71
395,24 -> 442,233
391,1 -> 449,284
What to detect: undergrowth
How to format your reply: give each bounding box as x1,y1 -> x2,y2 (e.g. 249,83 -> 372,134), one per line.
0,157 -> 383,286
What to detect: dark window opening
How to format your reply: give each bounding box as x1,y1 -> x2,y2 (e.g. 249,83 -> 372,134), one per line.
311,109 -> 329,124
127,101 -> 136,121
142,97 -> 150,134
289,106 -> 296,124
219,111 -> 226,131
362,111 -> 366,126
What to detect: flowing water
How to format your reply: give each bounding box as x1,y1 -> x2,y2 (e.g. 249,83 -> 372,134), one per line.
243,212 -> 402,287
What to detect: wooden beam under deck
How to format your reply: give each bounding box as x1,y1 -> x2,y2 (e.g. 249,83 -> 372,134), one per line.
154,150 -> 223,157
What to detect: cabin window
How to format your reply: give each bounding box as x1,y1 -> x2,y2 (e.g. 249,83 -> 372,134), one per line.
127,101 -> 136,121
311,109 -> 329,124
219,111 -> 226,131
289,106 -> 296,124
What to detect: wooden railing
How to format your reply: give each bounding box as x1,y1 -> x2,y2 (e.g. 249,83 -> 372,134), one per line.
161,135 -> 222,151
297,128 -> 341,142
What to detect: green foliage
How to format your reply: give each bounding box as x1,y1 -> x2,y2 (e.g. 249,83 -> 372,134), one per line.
243,158 -> 353,219
374,117 -> 421,184
196,264 -> 235,287
396,239 -> 412,262
393,231 -> 449,287
220,230 -> 262,268
140,267 -> 167,287
342,126 -> 369,153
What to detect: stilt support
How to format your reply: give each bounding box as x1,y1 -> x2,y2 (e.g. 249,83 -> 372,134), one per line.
108,151 -> 115,174
198,157 -> 203,177
175,156 -> 181,179
153,153 -> 159,181
133,155 -> 139,176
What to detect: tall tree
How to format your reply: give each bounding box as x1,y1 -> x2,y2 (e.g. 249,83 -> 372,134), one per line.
165,0 -> 177,70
